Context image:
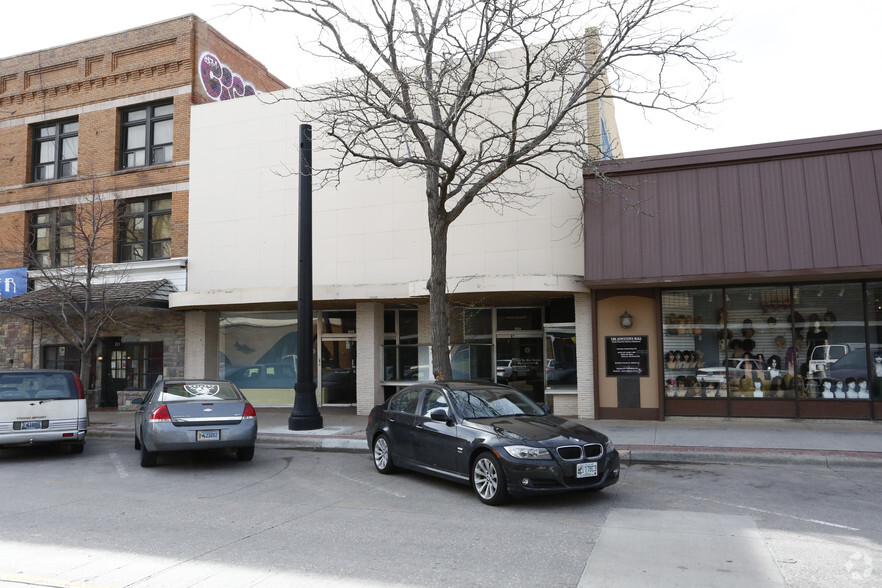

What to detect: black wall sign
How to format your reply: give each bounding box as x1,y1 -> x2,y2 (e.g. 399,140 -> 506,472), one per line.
606,335 -> 649,377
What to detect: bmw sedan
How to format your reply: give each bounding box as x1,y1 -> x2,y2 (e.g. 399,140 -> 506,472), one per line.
366,381 -> 620,505
133,378 -> 257,467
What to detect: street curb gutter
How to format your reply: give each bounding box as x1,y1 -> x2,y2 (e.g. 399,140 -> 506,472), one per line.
621,446 -> 882,468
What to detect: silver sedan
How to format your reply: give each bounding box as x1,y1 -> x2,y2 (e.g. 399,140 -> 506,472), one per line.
133,378 -> 257,467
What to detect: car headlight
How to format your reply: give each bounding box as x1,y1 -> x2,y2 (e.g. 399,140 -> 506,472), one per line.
604,439 -> 615,453
502,445 -> 551,460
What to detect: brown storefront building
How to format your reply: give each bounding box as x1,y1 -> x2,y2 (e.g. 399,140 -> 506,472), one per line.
584,129 -> 882,420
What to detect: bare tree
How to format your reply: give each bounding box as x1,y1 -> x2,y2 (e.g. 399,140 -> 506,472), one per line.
245,0 -> 730,378
0,184 -> 166,389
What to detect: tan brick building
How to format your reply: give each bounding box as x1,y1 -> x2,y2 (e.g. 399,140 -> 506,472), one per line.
0,15 -> 287,406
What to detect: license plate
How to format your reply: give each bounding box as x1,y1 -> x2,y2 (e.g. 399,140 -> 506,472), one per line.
196,430 -> 220,441
576,462 -> 598,478
20,421 -> 43,430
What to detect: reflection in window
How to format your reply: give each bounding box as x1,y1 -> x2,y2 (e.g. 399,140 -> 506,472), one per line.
544,325 -> 577,390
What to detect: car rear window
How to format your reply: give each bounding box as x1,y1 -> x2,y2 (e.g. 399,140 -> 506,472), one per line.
0,372 -> 75,401
160,382 -> 241,401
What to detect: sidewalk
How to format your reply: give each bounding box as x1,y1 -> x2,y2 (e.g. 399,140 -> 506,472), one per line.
87,407 -> 882,467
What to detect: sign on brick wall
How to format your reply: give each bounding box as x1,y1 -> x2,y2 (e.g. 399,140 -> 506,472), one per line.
0,268 -> 27,298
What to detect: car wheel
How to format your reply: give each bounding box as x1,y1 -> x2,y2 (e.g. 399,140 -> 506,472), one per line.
236,445 -> 255,462
69,442 -> 84,455
372,433 -> 397,474
140,440 -> 157,468
472,452 -> 509,505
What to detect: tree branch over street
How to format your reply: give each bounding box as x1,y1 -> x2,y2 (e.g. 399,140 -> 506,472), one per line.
242,0 -> 731,378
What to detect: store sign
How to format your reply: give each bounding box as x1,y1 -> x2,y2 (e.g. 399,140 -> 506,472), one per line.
0,268 -> 27,298
606,335 -> 649,377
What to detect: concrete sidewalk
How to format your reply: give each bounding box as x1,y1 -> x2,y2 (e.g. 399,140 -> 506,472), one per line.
87,406 -> 882,467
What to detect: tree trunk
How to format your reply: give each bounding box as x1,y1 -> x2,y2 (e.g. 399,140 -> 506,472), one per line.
428,218 -> 452,380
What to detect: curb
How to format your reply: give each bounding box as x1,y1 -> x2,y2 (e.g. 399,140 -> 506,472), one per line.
621,445 -> 882,468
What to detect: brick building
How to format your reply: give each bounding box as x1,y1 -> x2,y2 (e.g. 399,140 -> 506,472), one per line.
0,15 -> 287,406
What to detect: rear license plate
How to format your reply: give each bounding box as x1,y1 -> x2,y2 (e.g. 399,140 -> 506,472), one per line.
20,421 -> 43,430
196,430 -> 220,441
576,462 -> 598,478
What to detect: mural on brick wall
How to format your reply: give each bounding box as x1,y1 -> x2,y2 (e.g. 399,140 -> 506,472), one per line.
199,52 -> 259,101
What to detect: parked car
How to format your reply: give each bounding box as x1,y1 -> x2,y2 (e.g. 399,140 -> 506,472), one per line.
696,358 -> 764,384
826,345 -> 882,383
133,378 -> 257,467
807,344 -> 854,376
366,381 -> 619,505
0,369 -> 87,454
496,359 -> 534,382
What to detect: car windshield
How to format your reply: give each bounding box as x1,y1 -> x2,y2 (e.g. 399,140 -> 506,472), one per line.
448,387 -> 544,418
160,382 -> 242,402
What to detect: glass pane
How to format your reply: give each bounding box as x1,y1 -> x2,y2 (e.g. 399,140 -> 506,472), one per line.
62,121 -> 78,133
497,307 -> 542,331
34,213 -> 50,224
398,309 -> 418,343
321,340 -> 356,404
35,252 -> 51,268
126,109 -> 146,122
35,165 -> 54,180
59,225 -> 74,250
149,241 -> 171,259
152,145 -> 172,164
150,213 -> 171,239
152,119 -> 173,145
35,226 -> 50,247
794,283 -> 867,399
62,136 -> 77,159
153,103 -> 174,117
545,326 -> 577,391
59,208 -> 75,223
463,308 -> 492,341
59,250 -> 75,267
38,126 -> 56,138
321,311 -> 356,334
120,218 -> 143,242
126,125 -> 146,149
150,197 -> 172,212
661,289 -> 725,398
38,141 -> 55,163
61,161 -> 77,177
125,201 -> 145,215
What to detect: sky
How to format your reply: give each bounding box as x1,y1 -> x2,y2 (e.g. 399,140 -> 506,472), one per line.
3,0 -> 881,158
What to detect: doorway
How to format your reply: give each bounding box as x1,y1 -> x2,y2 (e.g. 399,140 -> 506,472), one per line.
319,336 -> 356,405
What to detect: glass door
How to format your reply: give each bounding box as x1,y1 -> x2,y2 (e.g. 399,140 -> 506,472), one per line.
319,336 -> 356,405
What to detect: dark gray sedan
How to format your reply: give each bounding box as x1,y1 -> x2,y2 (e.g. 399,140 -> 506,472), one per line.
366,381 -> 620,505
133,378 -> 257,467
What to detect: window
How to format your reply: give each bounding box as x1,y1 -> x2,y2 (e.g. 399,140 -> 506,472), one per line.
125,342 -> 163,390
42,345 -> 81,372
120,101 -> 173,168
118,196 -> 171,261
30,207 -> 75,268
32,119 -> 78,181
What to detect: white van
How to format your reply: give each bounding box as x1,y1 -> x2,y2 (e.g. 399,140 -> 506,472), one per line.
807,344 -> 854,375
0,370 -> 88,453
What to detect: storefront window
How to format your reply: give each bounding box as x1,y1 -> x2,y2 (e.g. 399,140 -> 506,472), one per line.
544,325 -> 577,391
662,288 -> 724,398
793,283 -> 865,399
220,312 -> 314,406
463,308 -> 492,342
723,287 -> 795,399
866,282 -> 882,399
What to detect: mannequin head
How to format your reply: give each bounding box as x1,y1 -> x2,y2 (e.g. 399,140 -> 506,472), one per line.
846,377 -> 856,390
823,380 -> 832,390
858,378 -> 868,390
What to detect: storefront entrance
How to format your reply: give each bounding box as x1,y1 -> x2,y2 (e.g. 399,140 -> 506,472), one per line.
319,336 -> 356,405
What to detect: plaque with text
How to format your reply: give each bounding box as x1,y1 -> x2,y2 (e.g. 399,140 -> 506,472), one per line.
606,335 -> 649,377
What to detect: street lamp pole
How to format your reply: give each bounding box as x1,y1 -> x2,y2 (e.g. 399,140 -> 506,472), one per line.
289,123 -> 323,431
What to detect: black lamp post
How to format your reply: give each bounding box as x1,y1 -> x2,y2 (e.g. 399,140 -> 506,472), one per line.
289,123 -> 323,430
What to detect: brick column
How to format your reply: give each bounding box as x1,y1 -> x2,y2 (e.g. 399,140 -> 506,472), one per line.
356,302 -> 384,415
575,292 -> 596,419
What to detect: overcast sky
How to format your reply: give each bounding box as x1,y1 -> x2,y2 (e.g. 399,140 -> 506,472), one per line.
4,0 -> 881,158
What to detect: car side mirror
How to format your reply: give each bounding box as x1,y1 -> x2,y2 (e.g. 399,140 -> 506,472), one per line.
542,404 -> 553,415
430,408 -> 451,423
131,397 -> 143,405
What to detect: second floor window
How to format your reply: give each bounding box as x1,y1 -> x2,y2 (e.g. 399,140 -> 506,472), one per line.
32,119 -> 78,181
118,196 -> 172,262
30,208 -> 75,268
121,101 -> 173,169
